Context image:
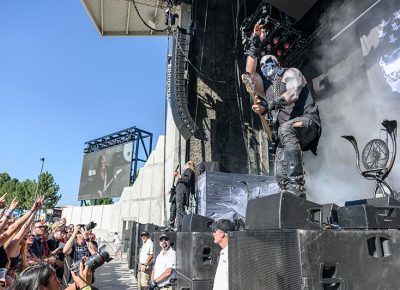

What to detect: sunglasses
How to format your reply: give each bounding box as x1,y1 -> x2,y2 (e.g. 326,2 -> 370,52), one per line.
159,238 -> 169,242
36,226 -> 46,229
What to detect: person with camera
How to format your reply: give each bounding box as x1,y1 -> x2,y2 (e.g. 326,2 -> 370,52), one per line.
13,257 -> 93,290
137,231 -> 153,288
63,224 -> 98,285
149,234 -> 176,290
212,219 -> 235,290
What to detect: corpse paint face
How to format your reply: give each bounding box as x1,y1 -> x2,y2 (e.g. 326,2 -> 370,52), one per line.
260,55 -> 282,80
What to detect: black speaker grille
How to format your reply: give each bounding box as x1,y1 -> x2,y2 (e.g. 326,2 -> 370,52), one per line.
229,230 -> 301,290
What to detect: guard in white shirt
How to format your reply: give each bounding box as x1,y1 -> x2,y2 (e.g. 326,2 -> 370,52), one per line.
138,231 -> 154,288
149,233 -> 176,290
212,219 -> 236,290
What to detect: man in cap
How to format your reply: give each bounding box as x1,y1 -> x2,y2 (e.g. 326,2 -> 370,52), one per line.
212,219 -> 235,290
149,233 -> 176,290
138,231 -> 154,288
245,22 -> 322,199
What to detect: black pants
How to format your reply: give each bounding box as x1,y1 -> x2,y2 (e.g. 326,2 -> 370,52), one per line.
275,117 -> 319,190
169,195 -> 176,226
175,183 -> 187,231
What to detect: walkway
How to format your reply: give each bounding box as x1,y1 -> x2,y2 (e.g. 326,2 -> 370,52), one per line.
92,253 -> 137,290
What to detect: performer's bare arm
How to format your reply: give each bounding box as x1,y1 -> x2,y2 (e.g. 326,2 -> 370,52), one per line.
280,68 -> 306,106
245,23 -> 265,99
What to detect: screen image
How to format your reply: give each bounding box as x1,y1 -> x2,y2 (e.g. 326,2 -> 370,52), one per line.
78,142 -> 133,200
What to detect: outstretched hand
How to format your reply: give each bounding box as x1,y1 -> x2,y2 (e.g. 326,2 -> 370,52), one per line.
253,22 -> 266,41
31,196 -> 44,212
9,197 -> 19,210
0,192 -> 8,208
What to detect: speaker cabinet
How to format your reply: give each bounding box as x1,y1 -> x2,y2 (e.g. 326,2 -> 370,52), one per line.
246,192 -> 322,230
181,214 -> 214,232
322,203 -> 339,224
176,232 -> 220,281
345,196 -> 400,207
176,272 -> 213,290
229,229 -> 400,290
169,29 -> 198,140
338,205 -> 400,229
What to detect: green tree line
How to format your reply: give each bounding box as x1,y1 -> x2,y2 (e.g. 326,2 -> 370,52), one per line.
0,172 -> 61,209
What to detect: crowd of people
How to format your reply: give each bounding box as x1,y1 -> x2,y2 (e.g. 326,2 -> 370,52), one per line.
0,192 -> 98,290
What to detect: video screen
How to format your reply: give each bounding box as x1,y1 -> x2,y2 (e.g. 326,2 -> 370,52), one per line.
78,142 -> 133,200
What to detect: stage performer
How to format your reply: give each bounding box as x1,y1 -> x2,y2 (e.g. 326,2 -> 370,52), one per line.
173,161 -> 196,231
245,22 -> 321,198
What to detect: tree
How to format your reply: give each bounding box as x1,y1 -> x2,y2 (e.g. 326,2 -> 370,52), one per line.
4,171 -> 61,209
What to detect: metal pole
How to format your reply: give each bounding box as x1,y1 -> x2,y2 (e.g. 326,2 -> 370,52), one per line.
34,158 -> 45,199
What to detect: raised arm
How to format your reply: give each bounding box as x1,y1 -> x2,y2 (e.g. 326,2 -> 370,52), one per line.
245,22 -> 265,98
0,196 -> 43,246
5,213 -> 35,258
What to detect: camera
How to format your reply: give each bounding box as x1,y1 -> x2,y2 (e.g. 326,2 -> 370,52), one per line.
79,221 -> 97,231
70,245 -> 112,274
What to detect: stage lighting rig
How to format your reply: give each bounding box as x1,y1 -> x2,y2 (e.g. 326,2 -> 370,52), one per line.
240,2 -> 303,62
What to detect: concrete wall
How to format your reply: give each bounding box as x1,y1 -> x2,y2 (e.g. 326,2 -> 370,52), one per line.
62,104 -> 184,242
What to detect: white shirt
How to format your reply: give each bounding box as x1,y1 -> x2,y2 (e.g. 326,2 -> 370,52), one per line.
153,247 -> 177,287
113,234 -> 122,245
139,239 -> 154,264
213,246 -> 229,290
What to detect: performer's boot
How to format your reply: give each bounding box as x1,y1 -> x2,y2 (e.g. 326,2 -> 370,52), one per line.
284,148 -> 306,199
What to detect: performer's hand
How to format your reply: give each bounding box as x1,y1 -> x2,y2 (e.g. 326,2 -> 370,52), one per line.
140,264 -> 146,272
252,98 -> 266,115
253,22 -> 265,41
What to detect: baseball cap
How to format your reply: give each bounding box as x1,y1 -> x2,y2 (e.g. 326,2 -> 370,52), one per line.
212,219 -> 235,233
159,233 -> 170,241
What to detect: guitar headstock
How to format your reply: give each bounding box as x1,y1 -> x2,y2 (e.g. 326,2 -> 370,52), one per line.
241,74 -> 255,94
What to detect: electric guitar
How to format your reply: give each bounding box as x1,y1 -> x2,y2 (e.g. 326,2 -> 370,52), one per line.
241,73 -> 273,141
102,168 -> 123,195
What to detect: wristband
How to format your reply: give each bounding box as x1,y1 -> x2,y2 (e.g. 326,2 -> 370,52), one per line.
244,35 -> 261,58
81,286 -> 91,290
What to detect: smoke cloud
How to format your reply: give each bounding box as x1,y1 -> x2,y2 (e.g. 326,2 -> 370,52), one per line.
305,1 -> 400,205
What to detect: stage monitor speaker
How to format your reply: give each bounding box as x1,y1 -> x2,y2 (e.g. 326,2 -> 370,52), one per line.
152,231 -> 177,259
245,192 -> 322,230
337,205 -> 400,229
181,214 -> 214,232
322,203 -> 339,224
345,196 -> 400,207
229,229 -> 400,290
176,232 -> 220,281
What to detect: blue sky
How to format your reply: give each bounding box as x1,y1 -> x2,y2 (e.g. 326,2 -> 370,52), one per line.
0,1 -> 168,205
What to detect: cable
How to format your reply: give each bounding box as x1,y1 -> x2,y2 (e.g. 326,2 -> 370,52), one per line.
231,0 -> 250,163
131,0 -> 168,32
194,0 -> 209,125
